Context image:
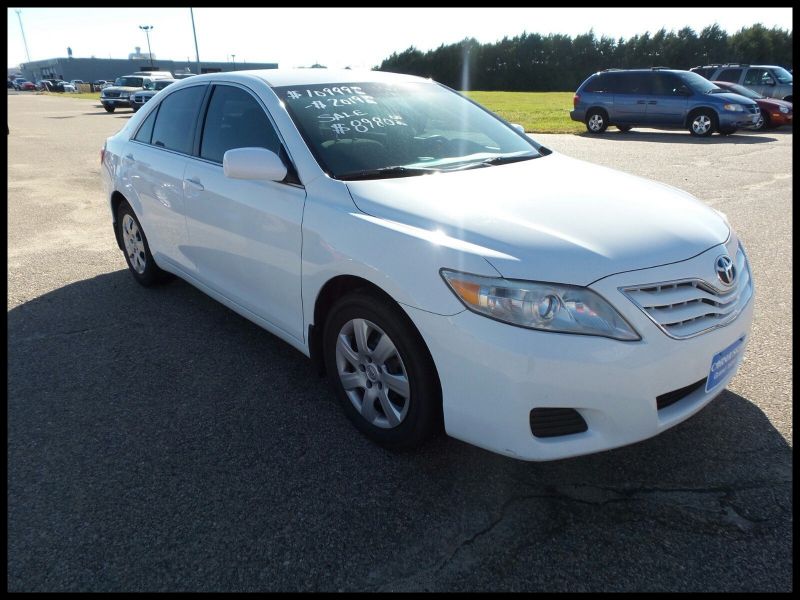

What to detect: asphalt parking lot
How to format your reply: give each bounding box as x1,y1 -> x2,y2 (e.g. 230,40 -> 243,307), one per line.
8,93 -> 792,592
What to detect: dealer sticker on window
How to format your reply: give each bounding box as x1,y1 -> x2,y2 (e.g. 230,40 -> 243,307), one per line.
706,336 -> 746,393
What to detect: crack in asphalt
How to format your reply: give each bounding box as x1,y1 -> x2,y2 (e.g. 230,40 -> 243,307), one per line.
371,478 -> 790,591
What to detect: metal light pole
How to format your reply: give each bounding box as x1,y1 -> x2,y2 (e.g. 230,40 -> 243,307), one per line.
15,9 -> 31,63
139,25 -> 154,69
231,54 -> 236,71
190,8 -> 201,75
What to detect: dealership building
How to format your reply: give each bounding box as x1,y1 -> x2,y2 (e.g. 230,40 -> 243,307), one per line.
18,50 -> 277,83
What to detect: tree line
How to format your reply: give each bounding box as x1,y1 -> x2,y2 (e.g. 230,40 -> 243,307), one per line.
375,23 -> 793,91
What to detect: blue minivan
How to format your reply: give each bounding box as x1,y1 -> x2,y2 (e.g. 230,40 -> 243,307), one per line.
570,69 -> 761,136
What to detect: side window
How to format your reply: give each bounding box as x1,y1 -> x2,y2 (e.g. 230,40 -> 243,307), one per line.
133,106 -> 158,144
618,73 -> 652,94
717,69 -> 742,83
653,74 -> 690,96
583,75 -> 605,93
151,85 -> 206,154
744,68 -> 773,86
604,73 -> 626,93
200,85 -> 281,163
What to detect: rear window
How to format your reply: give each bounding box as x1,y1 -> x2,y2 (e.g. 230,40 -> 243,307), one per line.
605,72 -> 651,94
582,75 -> 607,92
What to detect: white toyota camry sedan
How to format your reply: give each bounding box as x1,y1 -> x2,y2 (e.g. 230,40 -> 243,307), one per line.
101,69 -> 754,461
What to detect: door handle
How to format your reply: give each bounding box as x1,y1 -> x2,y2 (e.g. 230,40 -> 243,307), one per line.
647,100 -> 657,105
184,178 -> 204,192
636,100 -> 647,104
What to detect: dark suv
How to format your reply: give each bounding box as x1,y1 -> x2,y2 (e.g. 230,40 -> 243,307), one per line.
570,69 -> 760,137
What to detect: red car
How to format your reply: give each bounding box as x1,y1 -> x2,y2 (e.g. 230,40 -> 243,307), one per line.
713,80 -> 793,130
19,81 -> 36,91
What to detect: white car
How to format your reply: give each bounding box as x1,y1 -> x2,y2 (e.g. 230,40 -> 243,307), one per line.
61,81 -> 76,92
100,70 -> 754,461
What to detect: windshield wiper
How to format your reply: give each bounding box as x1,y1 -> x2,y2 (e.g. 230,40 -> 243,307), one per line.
337,166 -> 435,181
478,153 -> 539,166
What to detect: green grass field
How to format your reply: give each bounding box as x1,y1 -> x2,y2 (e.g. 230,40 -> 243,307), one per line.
43,89 -> 582,133
464,91 -> 582,134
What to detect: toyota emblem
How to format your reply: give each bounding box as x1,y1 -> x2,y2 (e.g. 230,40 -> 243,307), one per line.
715,255 -> 736,286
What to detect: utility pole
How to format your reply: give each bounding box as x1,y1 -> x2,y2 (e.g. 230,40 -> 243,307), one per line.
190,8 -> 201,75
15,9 -> 31,63
139,25 -> 154,69
231,54 -> 236,71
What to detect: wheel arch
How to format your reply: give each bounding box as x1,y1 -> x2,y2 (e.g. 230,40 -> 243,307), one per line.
685,105 -> 719,128
308,274 -> 439,391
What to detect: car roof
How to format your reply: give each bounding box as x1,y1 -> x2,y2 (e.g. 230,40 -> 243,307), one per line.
179,68 -> 428,88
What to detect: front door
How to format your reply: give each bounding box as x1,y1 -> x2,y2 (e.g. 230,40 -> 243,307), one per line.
182,83 -> 306,341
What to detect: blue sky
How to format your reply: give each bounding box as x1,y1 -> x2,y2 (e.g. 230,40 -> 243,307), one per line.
7,7 -> 794,69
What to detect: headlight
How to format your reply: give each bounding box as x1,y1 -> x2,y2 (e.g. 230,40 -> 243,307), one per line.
722,103 -> 745,112
441,270 -> 640,341
779,106 -> 789,114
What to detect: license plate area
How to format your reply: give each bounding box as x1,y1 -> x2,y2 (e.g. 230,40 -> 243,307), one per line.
706,335 -> 746,393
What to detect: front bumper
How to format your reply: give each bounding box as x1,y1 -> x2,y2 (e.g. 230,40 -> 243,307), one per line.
719,109 -> 761,129
403,242 -> 754,461
101,97 -> 131,107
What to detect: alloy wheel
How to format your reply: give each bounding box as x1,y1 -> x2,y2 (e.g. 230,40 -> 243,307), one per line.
122,214 -> 147,274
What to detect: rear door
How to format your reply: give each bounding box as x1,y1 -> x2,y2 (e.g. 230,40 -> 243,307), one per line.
608,72 -> 651,124
125,83 -> 208,273
647,73 -> 690,126
182,83 -> 306,340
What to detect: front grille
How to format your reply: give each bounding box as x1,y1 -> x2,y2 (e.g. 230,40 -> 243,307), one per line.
621,245 -> 752,339
656,378 -> 706,410
104,91 -> 120,98
530,408 -> 588,438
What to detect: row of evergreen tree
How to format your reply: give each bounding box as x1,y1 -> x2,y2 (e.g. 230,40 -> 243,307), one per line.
375,24 -> 793,91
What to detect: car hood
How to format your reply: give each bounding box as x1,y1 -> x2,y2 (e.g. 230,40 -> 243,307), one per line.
103,86 -> 141,93
345,152 -> 729,285
758,97 -> 793,110
711,92 -> 758,106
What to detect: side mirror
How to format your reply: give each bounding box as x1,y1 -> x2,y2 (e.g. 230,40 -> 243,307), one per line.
223,147 -> 287,182
510,123 -> 526,133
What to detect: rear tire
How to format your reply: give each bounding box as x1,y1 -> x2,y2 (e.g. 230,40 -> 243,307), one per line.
585,109 -> 608,133
323,292 -> 442,450
116,201 -> 168,286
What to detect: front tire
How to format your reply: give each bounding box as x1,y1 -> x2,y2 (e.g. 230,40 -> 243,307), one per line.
117,201 -> 167,286
323,293 -> 441,449
689,110 -> 716,137
585,109 -> 608,133
103,105 -> 115,113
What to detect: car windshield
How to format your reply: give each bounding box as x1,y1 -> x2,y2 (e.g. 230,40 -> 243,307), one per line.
678,71 -> 720,94
720,83 -> 762,99
772,67 -> 792,84
275,81 -> 541,179
114,77 -> 144,87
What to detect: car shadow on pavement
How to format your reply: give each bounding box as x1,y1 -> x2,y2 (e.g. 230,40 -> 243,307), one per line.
578,130 -> 778,144
8,270 -> 792,591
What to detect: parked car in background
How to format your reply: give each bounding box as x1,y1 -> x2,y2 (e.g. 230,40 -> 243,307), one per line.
101,69 -> 754,461
12,78 -> 30,90
690,64 -> 792,102
7,79 -> 14,89
37,79 -> 65,92
712,80 -> 793,130
130,78 -> 177,112
571,68 -> 760,136
100,74 -> 169,112
69,79 -> 85,89
61,81 -> 77,93
130,70 -> 174,79
18,80 -> 35,91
